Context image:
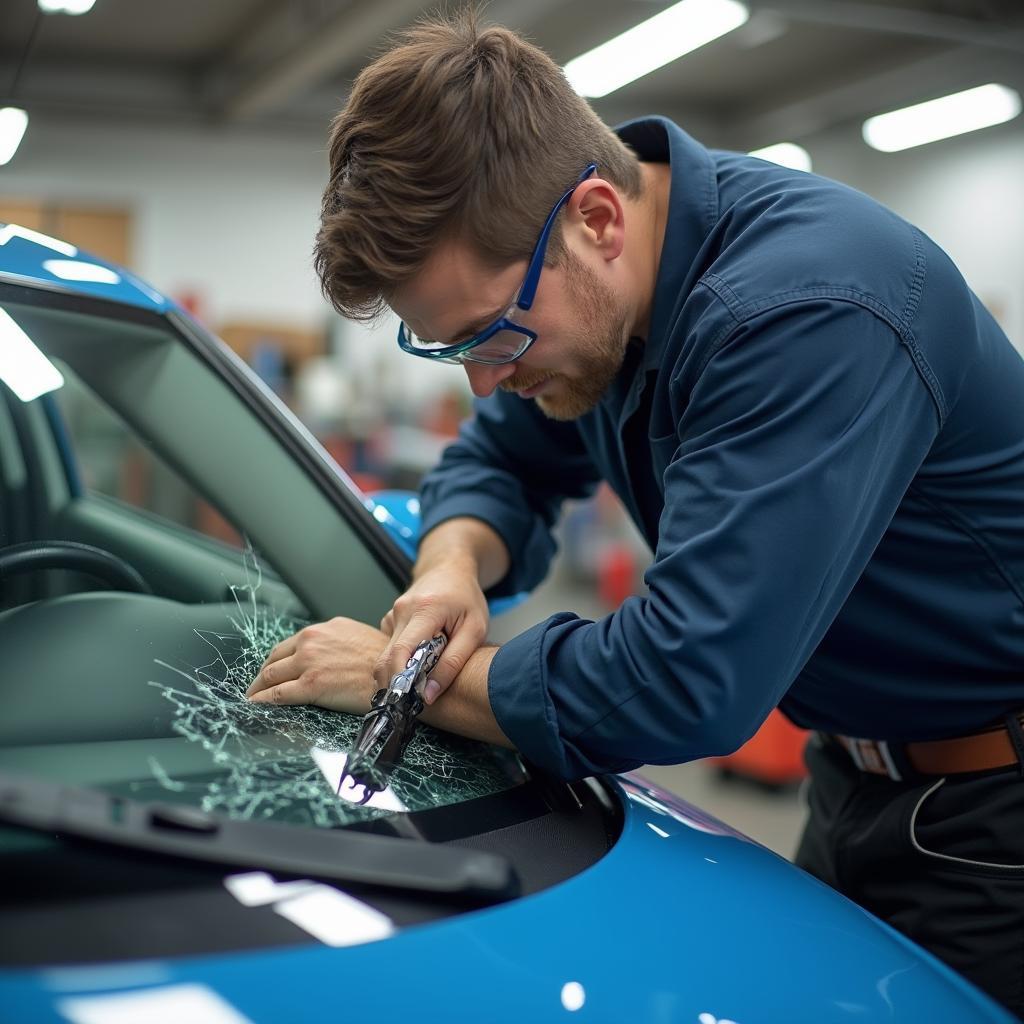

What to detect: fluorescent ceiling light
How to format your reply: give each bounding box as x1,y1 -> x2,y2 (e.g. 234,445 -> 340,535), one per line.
564,0 -> 748,98
749,142 -> 812,172
38,0 -> 97,13
0,108 -> 28,166
863,83 -> 1022,153
0,307 -> 65,402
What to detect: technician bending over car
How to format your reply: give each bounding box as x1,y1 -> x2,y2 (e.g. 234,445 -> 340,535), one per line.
245,13 -> 1024,1016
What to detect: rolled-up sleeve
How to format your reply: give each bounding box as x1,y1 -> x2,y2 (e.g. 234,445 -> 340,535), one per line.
419,389 -> 600,598
489,299 -> 941,778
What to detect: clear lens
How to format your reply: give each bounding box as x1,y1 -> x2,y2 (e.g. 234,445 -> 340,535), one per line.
461,329 -> 530,364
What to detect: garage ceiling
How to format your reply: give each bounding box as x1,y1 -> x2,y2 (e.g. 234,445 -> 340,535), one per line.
1,0 -> 1023,149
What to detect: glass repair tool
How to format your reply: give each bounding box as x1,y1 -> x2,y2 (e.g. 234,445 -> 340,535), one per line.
338,633 -> 448,804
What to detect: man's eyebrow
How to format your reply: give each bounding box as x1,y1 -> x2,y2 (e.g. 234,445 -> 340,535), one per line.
448,306 -> 504,343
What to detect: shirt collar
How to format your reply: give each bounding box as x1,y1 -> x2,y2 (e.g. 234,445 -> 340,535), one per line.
614,116 -> 719,372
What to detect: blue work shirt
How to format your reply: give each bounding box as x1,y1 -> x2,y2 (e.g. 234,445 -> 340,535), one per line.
418,116 -> 1024,780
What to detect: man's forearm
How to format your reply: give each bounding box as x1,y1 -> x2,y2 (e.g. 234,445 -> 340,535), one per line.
419,644 -> 513,748
406,517 -> 513,746
415,516 -> 510,591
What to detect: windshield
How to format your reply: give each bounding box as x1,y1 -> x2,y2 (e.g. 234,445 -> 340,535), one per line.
0,286 -> 527,832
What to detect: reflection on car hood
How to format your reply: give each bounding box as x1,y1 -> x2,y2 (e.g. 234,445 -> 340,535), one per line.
0,222 -> 171,313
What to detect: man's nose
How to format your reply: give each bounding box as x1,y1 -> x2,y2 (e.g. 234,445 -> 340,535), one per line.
464,361 -> 516,398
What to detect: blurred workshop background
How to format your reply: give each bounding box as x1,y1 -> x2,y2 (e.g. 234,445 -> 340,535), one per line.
2,0 -> 1022,857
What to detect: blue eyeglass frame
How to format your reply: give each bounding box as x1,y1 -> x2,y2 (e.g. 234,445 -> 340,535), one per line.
397,163 -> 598,364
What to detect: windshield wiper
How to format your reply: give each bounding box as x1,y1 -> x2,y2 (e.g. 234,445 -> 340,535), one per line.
0,772 -> 519,904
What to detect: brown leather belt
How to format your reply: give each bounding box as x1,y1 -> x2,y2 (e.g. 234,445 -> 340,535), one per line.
834,714 -> 1024,780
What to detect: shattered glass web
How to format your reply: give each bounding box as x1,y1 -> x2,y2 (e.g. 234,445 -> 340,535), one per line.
143,545 -> 523,827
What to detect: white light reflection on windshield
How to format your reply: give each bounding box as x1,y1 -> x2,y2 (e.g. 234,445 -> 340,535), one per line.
0,307 -> 65,401
310,746 -> 408,813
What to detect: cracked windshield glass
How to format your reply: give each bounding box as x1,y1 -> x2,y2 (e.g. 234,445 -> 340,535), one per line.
0,298 -> 525,827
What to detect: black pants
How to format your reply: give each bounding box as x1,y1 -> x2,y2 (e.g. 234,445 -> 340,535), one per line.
796,734 -> 1024,1019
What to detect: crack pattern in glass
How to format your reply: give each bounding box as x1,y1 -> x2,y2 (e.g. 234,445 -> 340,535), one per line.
145,548 -> 522,827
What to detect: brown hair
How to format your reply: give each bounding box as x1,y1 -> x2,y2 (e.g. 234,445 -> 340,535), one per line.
314,9 -> 643,321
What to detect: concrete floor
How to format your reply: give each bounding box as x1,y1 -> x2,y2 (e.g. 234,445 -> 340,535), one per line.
490,561 -> 808,860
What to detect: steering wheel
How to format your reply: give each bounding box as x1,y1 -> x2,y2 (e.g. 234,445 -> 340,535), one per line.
0,541 -> 152,595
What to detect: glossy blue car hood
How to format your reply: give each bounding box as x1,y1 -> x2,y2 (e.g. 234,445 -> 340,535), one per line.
0,774 -> 1011,1023
0,223 -> 170,313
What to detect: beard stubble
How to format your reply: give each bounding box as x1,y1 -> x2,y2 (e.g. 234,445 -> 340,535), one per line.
499,248 -> 629,421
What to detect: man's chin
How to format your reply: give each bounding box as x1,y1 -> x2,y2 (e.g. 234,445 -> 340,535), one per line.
535,385 -> 599,421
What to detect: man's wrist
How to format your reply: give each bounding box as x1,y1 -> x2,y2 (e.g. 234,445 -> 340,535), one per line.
420,643 -> 512,748
412,544 -> 478,581
415,516 -> 509,589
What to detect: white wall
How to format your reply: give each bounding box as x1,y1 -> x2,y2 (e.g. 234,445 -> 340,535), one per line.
806,120 -> 1024,350
0,114 -> 329,331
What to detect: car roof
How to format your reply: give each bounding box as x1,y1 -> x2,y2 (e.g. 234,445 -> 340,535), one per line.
0,222 -> 171,314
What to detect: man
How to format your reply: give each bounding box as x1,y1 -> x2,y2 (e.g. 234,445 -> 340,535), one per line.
246,13 -> 1024,1014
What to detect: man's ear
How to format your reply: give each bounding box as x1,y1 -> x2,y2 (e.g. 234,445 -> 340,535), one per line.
566,179 -> 625,261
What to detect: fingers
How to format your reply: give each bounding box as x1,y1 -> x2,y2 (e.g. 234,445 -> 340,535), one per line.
246,654 -> 300,698
257,633 -> 299,673
240,617 -> 389,717
374,614 -> 438,691
373,566 -> 491,703
375,614 -> 485,705
247,678 -> 312,706
246,655 -> 316,706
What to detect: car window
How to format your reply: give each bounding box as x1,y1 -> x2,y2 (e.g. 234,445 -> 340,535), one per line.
0,289 -> 528,836
1,296 -> 396,619
53,364 -> 245,549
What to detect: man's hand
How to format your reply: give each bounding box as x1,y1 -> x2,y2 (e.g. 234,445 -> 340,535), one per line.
377,556 -> 489,706
244,517 -> 512,746
245,617 -> 387,714
246,614 -> 511,748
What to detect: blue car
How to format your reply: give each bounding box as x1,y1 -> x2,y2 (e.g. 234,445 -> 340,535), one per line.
0,224 -> 1014,1023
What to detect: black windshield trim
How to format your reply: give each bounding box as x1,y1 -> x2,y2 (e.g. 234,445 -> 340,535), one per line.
0,772 -> 518,904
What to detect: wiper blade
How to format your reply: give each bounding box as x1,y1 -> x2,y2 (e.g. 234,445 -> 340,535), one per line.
0,772 -> 519,903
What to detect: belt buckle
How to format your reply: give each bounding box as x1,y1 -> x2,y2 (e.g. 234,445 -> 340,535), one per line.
847,737 -> 903,781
